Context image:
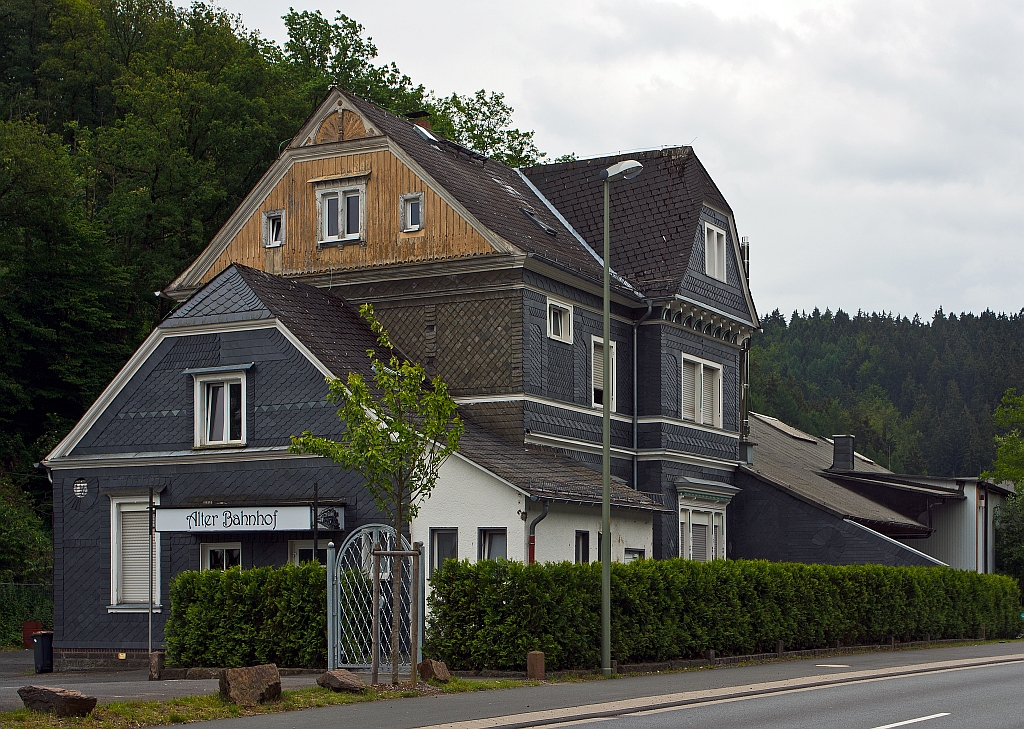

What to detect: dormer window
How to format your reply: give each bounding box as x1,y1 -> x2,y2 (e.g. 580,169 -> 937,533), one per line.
704,224 -> 727,282
401,193 -> 424,232
185,365 -> 251,447
263,210 -> 285,248
547,298 -> 573,344
318,185 -> 364,245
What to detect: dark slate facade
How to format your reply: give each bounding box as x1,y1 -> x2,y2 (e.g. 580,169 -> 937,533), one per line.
45,267 -> 392,668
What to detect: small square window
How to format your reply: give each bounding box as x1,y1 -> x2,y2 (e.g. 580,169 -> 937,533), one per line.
547,299 -> 573,344
592,337 -> 617,411
574,531 -> 590,564
478,528 -> 507,561
401,193 -> 424,232
319,186 -> 364,245
624,548 -> 645,563
431,528 -> 458,576
263,210 -> 285,248
193,373 -> 246,447
202,543 -> 241,570
704,224 -> 727,282
287,540 -> 328,565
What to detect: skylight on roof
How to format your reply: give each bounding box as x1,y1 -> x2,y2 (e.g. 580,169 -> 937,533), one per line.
520,207 -> 558,237
753,412 -> 817,443
414,125 -> 437,141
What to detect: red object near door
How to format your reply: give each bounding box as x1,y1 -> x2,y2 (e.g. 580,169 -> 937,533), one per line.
22,622 -> 42,649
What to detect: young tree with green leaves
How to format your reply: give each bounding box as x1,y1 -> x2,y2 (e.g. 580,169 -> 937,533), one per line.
984,388 -> 1024,589
290,304 -> 463,684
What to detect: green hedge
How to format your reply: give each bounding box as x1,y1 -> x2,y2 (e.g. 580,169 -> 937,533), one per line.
0,583 -> 52,647
166,564 -> 326,668
423,559 -> 1024,671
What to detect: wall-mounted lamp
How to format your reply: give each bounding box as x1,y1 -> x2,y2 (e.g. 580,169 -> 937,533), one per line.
73,478 -> 88,498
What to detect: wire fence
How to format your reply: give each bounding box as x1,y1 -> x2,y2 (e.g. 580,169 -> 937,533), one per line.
0,583 -> 53,647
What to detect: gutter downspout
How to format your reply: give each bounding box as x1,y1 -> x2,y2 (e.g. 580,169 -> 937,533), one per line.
983,483 -> 989,573
528,500 -> 550,564
633,300 -> 654,490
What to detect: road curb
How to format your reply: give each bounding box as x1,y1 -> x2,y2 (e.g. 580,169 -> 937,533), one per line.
423,653 -> 1024,729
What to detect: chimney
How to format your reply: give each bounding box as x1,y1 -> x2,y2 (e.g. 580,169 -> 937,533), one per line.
740,236 -> 750,283
830,435 -> 855,471
405,110 -> 431,131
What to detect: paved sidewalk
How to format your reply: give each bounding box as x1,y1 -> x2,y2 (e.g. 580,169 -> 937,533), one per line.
0,651 -> 319,712
1,641 -> 1021,721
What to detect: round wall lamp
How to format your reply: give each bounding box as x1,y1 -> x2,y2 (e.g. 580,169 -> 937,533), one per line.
73,478 -> 88,499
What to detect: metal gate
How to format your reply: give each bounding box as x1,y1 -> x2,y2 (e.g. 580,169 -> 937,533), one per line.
327,524 -> 423,671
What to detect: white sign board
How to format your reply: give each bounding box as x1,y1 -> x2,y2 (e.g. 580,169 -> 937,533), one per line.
156,506 -> 311,533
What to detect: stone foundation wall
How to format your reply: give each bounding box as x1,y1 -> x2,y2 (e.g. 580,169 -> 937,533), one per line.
54,648 -> 149,672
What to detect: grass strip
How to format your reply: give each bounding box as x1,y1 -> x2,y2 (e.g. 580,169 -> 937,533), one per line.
0,678 -> 543,729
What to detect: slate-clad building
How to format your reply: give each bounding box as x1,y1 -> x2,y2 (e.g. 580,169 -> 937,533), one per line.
731,413 -> 1012,569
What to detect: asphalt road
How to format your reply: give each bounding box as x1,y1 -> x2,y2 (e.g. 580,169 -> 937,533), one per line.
2,642 -> 1022,727
564,659 -> 1024,729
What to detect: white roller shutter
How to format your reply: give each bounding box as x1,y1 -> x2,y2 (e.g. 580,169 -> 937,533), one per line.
682,360 -> 697,421
118,508 -> 154,604
691,523 -> 708,563
592,341 -> 604,394
701,365 -> 714,425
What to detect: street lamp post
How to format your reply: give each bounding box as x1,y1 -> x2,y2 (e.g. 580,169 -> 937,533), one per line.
598,160 -> 643,678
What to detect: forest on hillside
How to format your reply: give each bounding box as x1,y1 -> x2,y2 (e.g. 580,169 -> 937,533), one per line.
0,0 -> 546,524
750,308 -> 1024,478
2,2 -> 1021,580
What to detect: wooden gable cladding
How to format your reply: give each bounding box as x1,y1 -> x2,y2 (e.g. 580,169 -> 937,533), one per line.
313,110 -> 368,144
199,148 -> 498,285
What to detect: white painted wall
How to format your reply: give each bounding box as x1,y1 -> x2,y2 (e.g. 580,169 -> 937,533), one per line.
411,453 -> 526,566
896,484 -> 1004,572
523,502 -> 653,564
411,453 -> 655,579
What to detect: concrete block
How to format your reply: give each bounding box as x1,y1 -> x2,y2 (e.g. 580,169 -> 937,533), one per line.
526,651 -> 545,680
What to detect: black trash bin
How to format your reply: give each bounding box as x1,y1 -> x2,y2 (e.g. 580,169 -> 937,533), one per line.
32,631 -> 53,673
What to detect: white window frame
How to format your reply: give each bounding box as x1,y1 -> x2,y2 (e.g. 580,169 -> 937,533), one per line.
201,542 -> 242,571
109,495 -> 160,611
680,508 -> 726,561
704,223 -> 727,283
192,371 -> 247,447
623,548 -> 646,563
546,298 -> 573,344
430,527 -> 459,577
262,209 -> 285,248
400,192 -> 424,232
681,356 -> 722,428
477,528 -> 508,561
317,182 -> 365,245
287,540 -> 329,565
591,336 -> 617,411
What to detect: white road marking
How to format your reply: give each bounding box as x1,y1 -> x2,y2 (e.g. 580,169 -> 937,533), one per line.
815,664 -> 851,668
868,714 -> 951,729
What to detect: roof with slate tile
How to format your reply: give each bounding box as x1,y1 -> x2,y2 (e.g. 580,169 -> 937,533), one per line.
523,148 -> 747,304
745,413 -> 929,535
167,264 -> 664,512
341,92 -> 641,298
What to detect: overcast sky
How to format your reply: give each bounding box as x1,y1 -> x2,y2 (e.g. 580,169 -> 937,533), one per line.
217,0 -> 1023,320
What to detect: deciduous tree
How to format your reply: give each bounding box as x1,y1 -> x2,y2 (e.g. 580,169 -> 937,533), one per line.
290,304 -> 463,684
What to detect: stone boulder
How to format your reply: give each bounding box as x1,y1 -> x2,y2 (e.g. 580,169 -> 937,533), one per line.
317,669 -> 365,692
218,664 -> 281,706
18,686 -> 97,717
417,658 -> 451,683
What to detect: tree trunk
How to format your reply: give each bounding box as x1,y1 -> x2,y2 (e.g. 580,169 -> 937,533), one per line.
391,497 -> 403,684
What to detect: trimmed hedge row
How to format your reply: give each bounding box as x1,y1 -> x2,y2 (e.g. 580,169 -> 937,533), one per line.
166,563 -> 326,668
423,559 -> 1024,671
